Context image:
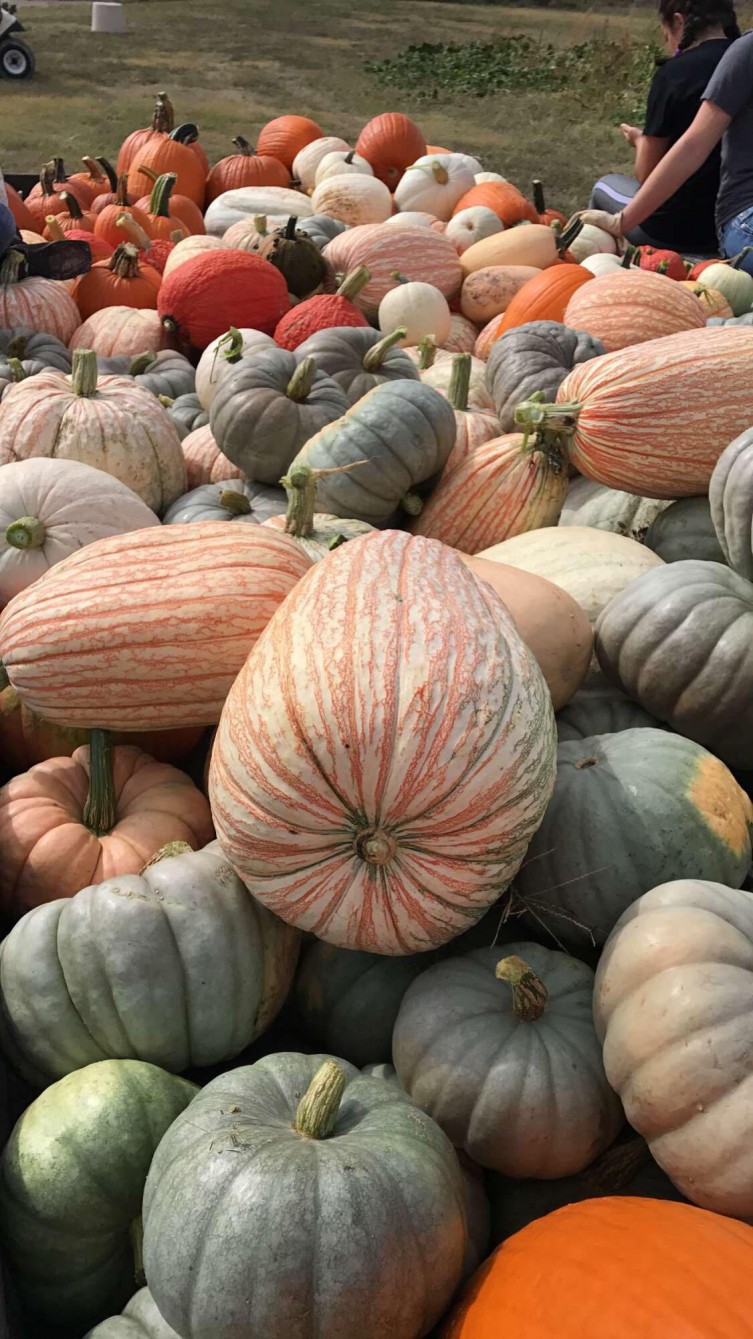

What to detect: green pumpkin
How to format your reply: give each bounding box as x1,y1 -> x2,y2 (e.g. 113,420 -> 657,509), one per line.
556,676 -> 664,742
644,497 -> 725,564
84,1289 -> 180,1338
560,477 -> 670,541
709,427 -> 753,579
0,1060 -> 196,1331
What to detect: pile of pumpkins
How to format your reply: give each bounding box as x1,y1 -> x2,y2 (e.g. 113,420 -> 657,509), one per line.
1,93 -> 753,1339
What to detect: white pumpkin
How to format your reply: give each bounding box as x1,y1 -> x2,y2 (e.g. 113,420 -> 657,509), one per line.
162,235 -> 227,278
314,149 -> 374,186
293,136 -> 350,192
475,172 -> 508,185
696,263 -> 753,316
446,207 -> 503,255
222,215 -> 288,252
579,253 -> 627,277
311,173 -> 392,227
378,282 -> 452,348
204,186 -> 312,237
567,224 -> 619,263
0,458 -> 160,606
395,154 -> 475,222
195,327 -> 277,410
381,211 -> 437,230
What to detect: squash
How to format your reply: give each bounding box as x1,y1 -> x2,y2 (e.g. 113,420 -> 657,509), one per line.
204,185 -> 313,237
595,559 -> 753,769
0,732 -> 214,917
0,349 -> 186,514
93,172 -> 154,250
446,206 -> 503,255
126,134 -> 207,209
161,232 -> 226,277
324,222 -> 463,318
208,531 -> 556,954
314,148 -> 374,185
288,380 -> 456,524
477,525 -> 664,626
493,263 -> 592,337
560,477 -> 671,541
460,265 -> 540,325
96,348 -> 195,401
355,112 -> 427,188
0,248 -> 81,343
210,351 -> 348,485
85,1289 -> 181,1339
180,424 -> 244,489
295,325 -> 417,405
0,458 -> 159,607
134,171 -> 197,240
311,172 -> 392,227
486,320 -> 605,433
74,242 -> 162,322
0,326 -> 71,384
378,279 -> 451,346
292,135 -> 350,190
709,428 -> 753,579
395,153 -> 475,220
70,306 -> 169,357
295,212 -> 348,249
194,325 -> 275,409
443,353 -> 501,470
158,250 -> 290,350
256,215 -> 327,298
116,92 -> 176,175
206,136 -> 291,201
257,114 -> 324,170
0,525 -> 311,732
263,463 -> 374,561
563,270 -> 706,352
695,258 -> 753,315
516,728 -> 753,949
580,251 -> 627,276
441,1198 -> 753,1339
0,1059 -> 196,1330
222,212 -> 285,251
452,181 -> 537,228
295,942 -> 428,1066
165,391 -> 208,438
0,841 -> 300,1084
274,268 -> 371,350
556,676 -> 664,741
460,224 -> 559,276
163,479 -> 287,526
393,943 -> 622,1175
566,222 -> 619,262
643,497 -> 725,563
41,189 -> 95,239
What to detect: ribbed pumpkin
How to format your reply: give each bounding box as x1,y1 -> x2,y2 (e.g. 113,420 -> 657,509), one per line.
68,155 -> 118,202
44,212 -> 113,261
70,306 -> 169,357
5,182 -> 36,233
310,174 -> 393,227
161,232 -> 226,277
452,181 -> 538,227
443,354 -> 500,471
24,162 -> 94,231
133,172 -> 190,240
293,135 -> 351,190
563,270 -> 706,352
127,134 -> 206,208
0,526 -> 311,731
41,191 -> 95,239
206,137 -> 290,201
74,243 -> 162,321
208,530 -> 556,954
355,112 -> 426,188
442,1198 -> 753,1339
93,173 -> 154,249
274,269 -> 371,349
325,223 -> 463,318
180,424 -> 244,489
0,249 -> 81,343
494,263 -> 593,337
158,250 -> 289,350
256,115 -> 324,169
116,92 -> 176,175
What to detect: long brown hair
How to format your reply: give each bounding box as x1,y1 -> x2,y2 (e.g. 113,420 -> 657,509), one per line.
657,0 -> 741,49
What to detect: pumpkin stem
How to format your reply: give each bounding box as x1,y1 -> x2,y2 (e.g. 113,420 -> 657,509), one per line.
45,214 -> 66,241
284,216 -> 299,240
532,178 -> 546,215
95,156 -> 118,191
514,395 -> 581,440
585,1136 -> 653,1194
279,463 -> 318,538
362,326 -> 408,372
556,217 -> 583,252
171,122 -> 199,146
5,333 -> 29,360
219,488 -> 252,515
83,728 -> 118,837
344,150 -> 356,164
130,1216 -> 146,1289
232,135 -> 254,156
39,163 -> 56,199
52,157 -> 67,185
0,250 -> 26,286
286,357 -> 316,402
400,492 -> 424,516
416,336 -> 437,371
81,156 -> 105,183
0,663 -> 8,691
60,191 -> 83,221
5,516 -> 46,550
731,246 -> 753,272
336,266 -> 370,301
108,243 -> 142,281
447,353 -> 472,413
495,955 -> 548,1021
153,92 -> 175,135
5,357 -> 27,384
70,348 -> 100,398
294,1060 -> 346,1140
215,327 -> 245,368
139,840 -> 194,873
129,351 -> 156,376
252,215 -> 268,238
117,212 -> 152,252
115,173 -> 131,208
159,395 -> 175,407
147,172 -> 176,219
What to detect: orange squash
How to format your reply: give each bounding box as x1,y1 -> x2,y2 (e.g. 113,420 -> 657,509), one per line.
257,115 -> 324,170
41,192 -> 95,240
136,169 -> 203,237
355,113 -> 426,189
452,181 -> 538,227
494,263 -> 592,338
93,174 -> 154,249
442,1197 -> 753,1339
564,269 -> 706,352
73,243 -> 162,321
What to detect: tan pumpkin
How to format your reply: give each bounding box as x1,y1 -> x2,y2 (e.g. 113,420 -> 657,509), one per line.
679,281 -> 733,320
162,234 -> 227,278
180,425 -> 244,490
0,249 -> 80,343
563,270 -> 706,352
292,136 -> 351,191
311,174 -> 392,227
460,266 -> 541,325
69,306 -> 169,356
460,226 -> 560,277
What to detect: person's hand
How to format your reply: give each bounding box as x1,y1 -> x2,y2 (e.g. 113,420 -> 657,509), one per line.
620,123 -> 642,147
575,209 -> 625,239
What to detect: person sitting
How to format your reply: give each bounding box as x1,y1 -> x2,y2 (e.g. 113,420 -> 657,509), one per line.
589,0 -> 739,256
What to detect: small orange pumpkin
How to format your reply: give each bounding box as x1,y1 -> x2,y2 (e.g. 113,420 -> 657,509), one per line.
67,156 -> 118,202
532,178 -> 568,227
356,113 -> 427,189
452,181 -> 538,227
73,242 -> 162,321
206,137 -> 290,201
493,263 -> 593,338
94,174 -> 154,248
135,172 -> 192,240
5,184 -> 36,234
42,192 -> 96,240
256,115 -> 324,170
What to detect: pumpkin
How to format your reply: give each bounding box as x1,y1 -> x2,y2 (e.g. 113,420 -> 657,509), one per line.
382,210 -> 437,230
165,391 -> 208,437
257,114 -> 324,169
531,178 -> 567,228
486,320 -> 605,432
180,423 -> 244,489
210,350 -> 348,485
195,325 -> 275,408
0,457 -> 159,607
311,172 -> 393,227
158,250 -> 290,350
204,185 -> 313,236
442,353 -> 500,470
24,162 -> 92,231
274,268 -> 371,350
263,463 -> 374,561
314,147 -> 374,185
295,212 -> 348,248
221,211 -> 284,252
4,182 -> 36,234
0,349 -> 185,514
292,135 -> 350,190
208,531 -> 556,954
643,496 -> 725,563
595,559 -> 753,769
378,278 -> 451,346
256,214 -> 327,297
207,136 -> 290,201
0,327 -> 71,384
459,555 -> 593,711
460,265 -> 541,325
709,428 -> 753,579
560,477 -> 670,541
0,1059 -> 196,1330
70,306 -> 169,357
445,206 -> 503,254
412,432 -> 567,554
355,112 -> 426,188
44,210 -> 113,261
134,171 -> 199,239
474,312 -> 508,360
295,942 -> 428,1066
516,729 -> 753,949
444,312 -> 480,353
74,243 -> 162,321
395,153 -> 475,220
289,380 -> 456,524
68,155 -> 118,201
96,348 -> 195,400
85,1289 -> 180,1339
0,525 -> 311,731
460,223 -> 561,277
127,131 -> 206,209
0,249 -> 81,343
93,173 -> 154,249
695,258 -> 753,315
441,1197 -> 753,1339
394,943 -> 622,1176
563,270 -> 705,352
493,262 -> 593,337
116,91 -> 176,175
295,324 -> 419,404
567,222 -> 619,262
41,190 -> 95,238
477,526 -> 664,626
680,279 -> 733,318
324,222 -> 463,318
556,676 -> 663,742
521,326 -> 753,498
580,251 -> 627,276
452,181 -> 537,227
163,479 -> 287,526
161,232 -> 225,277
0,840 -> 300,1084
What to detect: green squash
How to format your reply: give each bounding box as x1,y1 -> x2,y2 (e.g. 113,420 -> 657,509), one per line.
556,676 -> 663,742
709,427 -> 753,579
485,321 -> 604,433
0,1060 -> 196,1331
560,477 -> 670,541
162,480 -> 288,526
644,497 -> 725,564
85,1289 -> 180,1338
515,728 -> 753,947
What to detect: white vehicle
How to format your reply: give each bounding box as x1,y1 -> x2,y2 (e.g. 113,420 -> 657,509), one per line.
0,4 -> 34,80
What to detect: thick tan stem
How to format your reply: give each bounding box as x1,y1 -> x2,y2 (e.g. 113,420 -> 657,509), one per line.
495,956 -> 548,1021
294,1061 -> 346,1139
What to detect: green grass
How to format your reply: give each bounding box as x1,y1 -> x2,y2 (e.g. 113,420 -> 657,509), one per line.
2,0 -> 751,213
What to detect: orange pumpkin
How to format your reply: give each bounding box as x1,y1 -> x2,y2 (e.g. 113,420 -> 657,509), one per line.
136,169 -> 204,236
474,312 -> 507,361
452,182 -> 538,227
73,243 -> 162,321
442,1197 -> 753,1338
181,425 -> 244,490
24,165 -> 76,232
355,113 -> 427,189
116,92 -> 176,175
26,159 -> 96,218
206,137 -> 290,201
127,133 -> 207,209
43,215 -> 113,262
93,174 -> 154,249
67,156 -> 118,202
256,115 -> 324,170
564,269 -> 706,352
493,264 -> 593,338
41,192 -> 95,240
5,184 -> 37,234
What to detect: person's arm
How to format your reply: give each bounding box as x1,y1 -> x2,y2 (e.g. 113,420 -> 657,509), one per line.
622,100 -> 731,232
634,134 -> 670,184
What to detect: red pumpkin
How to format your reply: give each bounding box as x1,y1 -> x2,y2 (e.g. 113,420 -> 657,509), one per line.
356,113 -> 427,189
452,182 -> 538,228
206,137 -> 290,201
158,249 -> 289,349
633,244 -> 689,281
689,257 -> 721,280
256,115 -> 324,170
274,268 -> 371,349
492,264 -> 593,338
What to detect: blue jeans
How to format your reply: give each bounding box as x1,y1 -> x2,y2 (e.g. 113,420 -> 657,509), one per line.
721,206 -> 753,274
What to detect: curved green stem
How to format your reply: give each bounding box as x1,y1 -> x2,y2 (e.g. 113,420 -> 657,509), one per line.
286,357 -> 316,402
219,488 -> 252,515
362,326 -> 407,372
83,728 -> 117,836
5,517 -> 46,550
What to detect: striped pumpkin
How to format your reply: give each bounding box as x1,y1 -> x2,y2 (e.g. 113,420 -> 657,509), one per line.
324,223 -> 463,319
0,526 -> 311,731
563,270 -> 705,352
474,313 -> 507,361
209,530 -> 556,955
69,306 -> 169,357
413,434 -> 568,553
181,424 -> 244,490
547,326 -> 753,498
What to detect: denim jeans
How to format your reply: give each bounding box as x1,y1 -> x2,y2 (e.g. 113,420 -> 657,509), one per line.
721,206 -> 753,274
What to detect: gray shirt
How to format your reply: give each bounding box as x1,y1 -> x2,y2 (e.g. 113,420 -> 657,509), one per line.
703,30 -> 753,231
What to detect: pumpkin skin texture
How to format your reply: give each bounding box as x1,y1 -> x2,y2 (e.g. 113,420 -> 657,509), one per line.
0,1060 -> 196,1331
441,1197 -> 753,1339
709,428 -> 753,579
70,306 -> 169,357
0,743 -> 214,918
594,880 -> 753,1218
0,525 -> 311,732
163,479 -> 287,526
563,269 -> 705,352
556,677 -> 663,742
393,943 -> 622,1177
97,348 -> 196,401
157,250 -> 290,349
180,424 -> 244,489
289,381 -> 457,525
560,477 -> 670,541
0,268 -> 81,343
167,391 -> 209,438
486,320 -> 605,433
209,532 -> 556,954
85,1289 -> 181,1339
516,729 -> 753,949
296,325 -> 419,404
643,496 -> 725,564
142,1053 -> 466,1339
595,560 -> 753,769
0,841 -> 300,1084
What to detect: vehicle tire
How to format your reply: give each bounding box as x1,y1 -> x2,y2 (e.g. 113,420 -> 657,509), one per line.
0,40 -> 34,79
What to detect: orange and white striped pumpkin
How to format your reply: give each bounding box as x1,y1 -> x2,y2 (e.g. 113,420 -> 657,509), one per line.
324,223 -> 463,319
0,525 -> 311,731
552,325 -> 753,497
443,314 -> 479,354
563,270 -> 706,352
0,272 -> 80,344
413,434 -> 567,552
181,425 -> 244,490
442,353 -> 500,471
208,530 -> 556,955
69,306 -> 169,356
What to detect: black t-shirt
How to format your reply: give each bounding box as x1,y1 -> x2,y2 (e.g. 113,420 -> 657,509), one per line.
642,38 -> 730,251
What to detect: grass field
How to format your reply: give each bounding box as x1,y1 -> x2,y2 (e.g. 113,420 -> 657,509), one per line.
2,1 -> 751,213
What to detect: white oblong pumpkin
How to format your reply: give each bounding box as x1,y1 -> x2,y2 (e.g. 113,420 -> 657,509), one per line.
195,327 -> 276,409
314,149 -> 373,186
180,425 -> 244,490
460,225 -> 559,277
324,223 -> 463,318
0,458 -> 160,607
446,207 -> 503,255
460,265 -> 540,324
204,186 -> 313,237
293,136 -> 350,192
311,173 -> 392,227
162,235 -> 227,278
378,282 -> 451,347
394,154 -> 475,222
69,307 -> 169,357
564,270 -> 706,352
208,530 -> 556,955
